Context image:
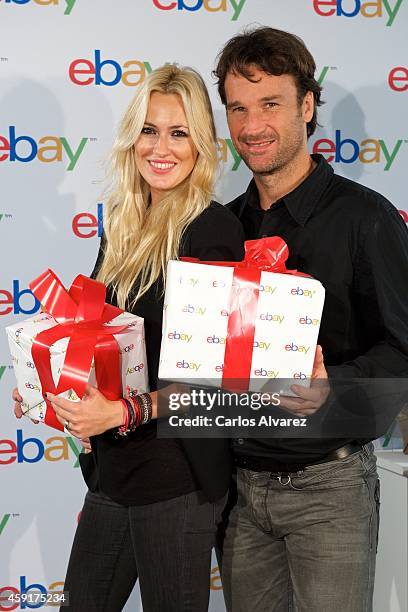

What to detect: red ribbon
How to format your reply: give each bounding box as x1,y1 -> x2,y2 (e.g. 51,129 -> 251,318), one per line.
29,270 -> 129,431
182,236 -> 307,391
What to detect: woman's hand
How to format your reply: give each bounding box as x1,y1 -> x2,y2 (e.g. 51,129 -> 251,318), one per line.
12,387 -> 39,424
46,385 -> 124,439
81,437 -> 92,453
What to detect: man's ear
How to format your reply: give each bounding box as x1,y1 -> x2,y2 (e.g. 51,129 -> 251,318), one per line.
302,91 -> 314,123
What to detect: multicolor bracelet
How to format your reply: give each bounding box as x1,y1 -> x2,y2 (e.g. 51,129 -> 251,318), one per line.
115,393 -> 153,438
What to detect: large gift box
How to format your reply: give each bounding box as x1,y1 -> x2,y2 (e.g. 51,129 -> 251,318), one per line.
6,269 -> 148,430
159,237 -> 325,393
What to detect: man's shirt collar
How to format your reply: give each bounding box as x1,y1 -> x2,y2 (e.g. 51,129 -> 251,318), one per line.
237,154 -> 334,227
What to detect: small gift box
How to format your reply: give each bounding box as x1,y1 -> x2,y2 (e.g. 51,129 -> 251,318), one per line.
6,269 -> 148,430
159,237 -> 325,393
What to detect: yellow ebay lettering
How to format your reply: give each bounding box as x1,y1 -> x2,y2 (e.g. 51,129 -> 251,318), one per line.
253,340 -> 271,350
260,285 -> 277,294
259,313 -> 284,323
182,304 -> 206,315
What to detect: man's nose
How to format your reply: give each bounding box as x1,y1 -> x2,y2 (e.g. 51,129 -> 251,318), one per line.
243,109 -> 267,136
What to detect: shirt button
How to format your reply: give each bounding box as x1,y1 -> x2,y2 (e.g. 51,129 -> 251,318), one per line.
237,438 -> 245,445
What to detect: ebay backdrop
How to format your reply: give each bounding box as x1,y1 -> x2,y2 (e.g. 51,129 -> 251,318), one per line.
0,1 -> 406,610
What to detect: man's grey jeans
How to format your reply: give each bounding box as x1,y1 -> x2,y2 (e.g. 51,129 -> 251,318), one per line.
221,444 -> 380,612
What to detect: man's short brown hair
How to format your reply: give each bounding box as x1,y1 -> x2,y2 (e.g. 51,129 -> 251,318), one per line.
214,26 -> 323,138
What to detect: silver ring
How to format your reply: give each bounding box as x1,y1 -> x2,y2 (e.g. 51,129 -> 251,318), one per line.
64,420 -> 71,431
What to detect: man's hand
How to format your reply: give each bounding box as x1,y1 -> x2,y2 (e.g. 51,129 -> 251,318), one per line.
46,385 -> 124,439
279,345 -> 330,417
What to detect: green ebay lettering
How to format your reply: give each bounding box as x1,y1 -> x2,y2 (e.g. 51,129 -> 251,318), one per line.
379,139 -> 403,170
64,0 -> 76,14
230,0 -> 246,21
217,138 -> 242,171
0,514 -> 11,536
60,137 -> 88,171
382,0 -> 404,26
66,436 -> 81,468
317,66 -> 330,86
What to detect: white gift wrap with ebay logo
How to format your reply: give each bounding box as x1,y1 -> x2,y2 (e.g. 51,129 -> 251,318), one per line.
6,312 -> 149,425
159,260 -> 325,393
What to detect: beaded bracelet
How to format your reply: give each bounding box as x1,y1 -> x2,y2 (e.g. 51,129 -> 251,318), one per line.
116,399 -> 132,437
115,393 -> 152,437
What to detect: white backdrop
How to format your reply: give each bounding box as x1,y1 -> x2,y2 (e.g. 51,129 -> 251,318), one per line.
0,0 -> 407,610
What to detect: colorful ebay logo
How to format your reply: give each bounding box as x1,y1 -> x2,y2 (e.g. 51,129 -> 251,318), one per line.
0,429 -> 82,467
312,0 -> 404,26
312,130 -> 404,171
2,0 -> 76,15
69,50 -> 153,87
152,0 -> 247,21
0,127 -> 87,171
0,577 -> 64,610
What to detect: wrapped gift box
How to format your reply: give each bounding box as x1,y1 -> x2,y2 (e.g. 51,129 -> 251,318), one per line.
6,270 -> 148,430
159,238 -> 325,394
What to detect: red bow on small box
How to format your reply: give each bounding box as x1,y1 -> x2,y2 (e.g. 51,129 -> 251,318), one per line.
182,236 -> 308,391
29,270 -> 129,431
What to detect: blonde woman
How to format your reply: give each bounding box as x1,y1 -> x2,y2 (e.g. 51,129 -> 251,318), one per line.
12,65 -> 244,610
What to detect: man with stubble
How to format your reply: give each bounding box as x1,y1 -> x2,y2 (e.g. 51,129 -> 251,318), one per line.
214,26 -> 408,612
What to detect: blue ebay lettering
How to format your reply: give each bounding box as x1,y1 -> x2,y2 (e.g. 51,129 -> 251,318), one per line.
313,130 -> 403,171
0,280 -> 40,316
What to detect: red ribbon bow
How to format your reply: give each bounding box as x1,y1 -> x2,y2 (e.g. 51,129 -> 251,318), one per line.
29,270 -> 129,430
183,236 -> 307,391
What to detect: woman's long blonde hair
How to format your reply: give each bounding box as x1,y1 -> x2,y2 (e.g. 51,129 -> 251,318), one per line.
97,64 -> 218,309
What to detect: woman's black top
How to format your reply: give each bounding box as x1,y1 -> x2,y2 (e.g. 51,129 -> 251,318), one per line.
79,202 -> 245,506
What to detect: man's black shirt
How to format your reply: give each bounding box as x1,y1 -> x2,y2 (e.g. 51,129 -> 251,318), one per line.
228,154 -> 408,462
